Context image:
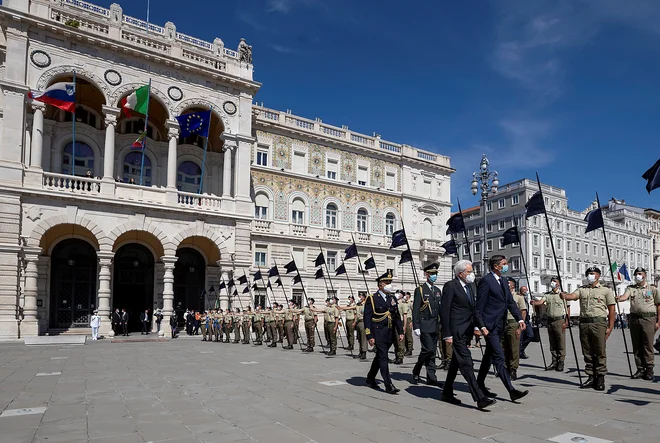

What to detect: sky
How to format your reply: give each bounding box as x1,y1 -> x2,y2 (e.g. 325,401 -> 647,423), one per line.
94,0 -> 660,211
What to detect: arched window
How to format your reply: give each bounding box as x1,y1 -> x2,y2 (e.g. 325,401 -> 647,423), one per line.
357,208 -> 368,233
63,106 -> 98,128
123,151 -> 152,186
122,118 -> 157,140
326,203 -> 338,229
423,218 -> 433,238
385,212 -> 396,236
291,198 -> 305,225
255,193 -> 269,219
62,141 -> 95,177
177,161 -> 202,193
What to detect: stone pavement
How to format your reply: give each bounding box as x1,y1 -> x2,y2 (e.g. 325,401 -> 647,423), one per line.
0,329 -> 658,443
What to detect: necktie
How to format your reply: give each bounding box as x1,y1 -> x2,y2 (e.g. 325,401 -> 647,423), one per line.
499,276 -> 507,296
465,284 -> 473,305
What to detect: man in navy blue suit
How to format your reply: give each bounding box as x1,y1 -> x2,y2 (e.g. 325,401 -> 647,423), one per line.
475,255 -> 529,402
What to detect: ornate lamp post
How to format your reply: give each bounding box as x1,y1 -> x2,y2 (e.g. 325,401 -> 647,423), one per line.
471,155 -> 499,275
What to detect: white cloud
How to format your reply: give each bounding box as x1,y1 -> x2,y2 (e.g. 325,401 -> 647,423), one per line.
267,0 -> 329,14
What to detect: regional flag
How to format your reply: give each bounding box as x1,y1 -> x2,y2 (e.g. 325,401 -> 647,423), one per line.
28,82 -> 76,113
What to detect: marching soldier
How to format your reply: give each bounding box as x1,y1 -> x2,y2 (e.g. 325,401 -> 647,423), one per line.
267,305 -> 278,348
233,308 -> 242,344
302,298 -> 318,353
275,304 -> 285,344
356,293 -> 368,360
311,298 -> 340,356
222,309 -> 231,343
404,292 -> 414,356
617,268 -> 660,380
531,276 -> 568,371
343,296 -> 357,351
253,306 -> 264,346
242,307 -> 253,344
215,309 -> 223,342
292,302 -> 301,345
200,311 -> 208,341
503,278 -> 527,380
282,302 -> 295,349
365,270 -> 404,394
412,263 -> 443,387
561,266 -> 616,391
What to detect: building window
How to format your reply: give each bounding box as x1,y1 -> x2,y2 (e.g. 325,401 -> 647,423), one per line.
498,199 -> 505,209
254,193 -> 269,219
327,159 -> 338,180
499,220 -> 506,230
487,240 -> 493,252
422,180 -> 431,197
533,257 -> 539,269
567,240 -> 572,252
545,258 -> 551,269
385,213 -> 396,236
474,262 -> 482,275
177,161 -> 202,193
292,289 -> 303,308
356,208 -> 368,232
534,281 -> 539,292
498,238 -> 505,249
576,263 -> 581,275
567,283 -> 572,292
575,242 -> 580,253
567,261 -> 572,273
545,237 -> 550,248
254,245 -> 267,267
292,151 -> 307,173
327,251 -> 337,272
462,244 -> 469,256
62,142 -> 95,177
486,202 -> 493,212
511,257 -> 520,271
474,242 -> 481,253
122,151 -> 151,186
386,256 -> 395,273
512,195 -> 519,205
385,172 -> 396,191
325,204 -> 338,229
256,150 -> 268,167
585,243 -> 590,255
358,166 -> 369,186
423,218 -> 433,238
533,234 -> 539,247
599,246 -> 603,257
557,238 -> 562,250
254,289 -> 266,309
475,225 -> 481,235
291,198 -> 305,225
292,247 -> 305,270
487,222 -> 493,233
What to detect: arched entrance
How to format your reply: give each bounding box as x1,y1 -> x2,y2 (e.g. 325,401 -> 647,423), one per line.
173,248 -> 206,323
50,239 -> 98,329
112,244 -> 155,332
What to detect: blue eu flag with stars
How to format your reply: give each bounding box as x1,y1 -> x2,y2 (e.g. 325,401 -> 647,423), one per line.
176,110 -> 211,138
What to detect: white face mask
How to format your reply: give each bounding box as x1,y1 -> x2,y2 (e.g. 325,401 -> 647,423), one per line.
465,273 -> 476,284
635,274 -> 644,283
550,281 -> 557,289
383,284 -> 394,293
587,274 -> 597,283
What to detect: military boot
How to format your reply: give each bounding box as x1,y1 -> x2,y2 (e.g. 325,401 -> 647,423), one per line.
594,375 -> 605,391
580,375 -> 594,389
643,368 -> 654,381
632,369 -> 644,379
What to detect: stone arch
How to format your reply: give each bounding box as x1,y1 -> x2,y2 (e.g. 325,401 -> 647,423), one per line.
51,129 -> 104,177
29,214 -> 106,252
111,83 -> 173,119
173,226 -> 226,254
107,221 -> 174,255
36,65 -> 110,104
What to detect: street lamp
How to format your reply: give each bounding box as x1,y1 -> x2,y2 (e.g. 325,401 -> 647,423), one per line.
471,154 -> 499,275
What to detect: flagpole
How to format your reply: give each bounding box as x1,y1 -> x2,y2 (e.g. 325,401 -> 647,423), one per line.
228,262 -> 249,343
512,215 -> 547,370
337,258 -> 356,357
261,266 -> 286,349
219,274 -> 234,338
272,259 -> 294,349
316,244 -> 349,354
400,223 -> 421,288
139,78 -> 151,186
241,270 -> 256,345
457,198 -> 474,263
71,71 -> 77,177
535,173 -> 583,385
350,235 -> 374,296
368,248 -> 380,276
290,259 -> 321,352
197,106 -> 212,195
595,193 -> 633,377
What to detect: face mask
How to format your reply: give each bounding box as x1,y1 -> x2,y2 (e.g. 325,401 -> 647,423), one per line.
635,274 -> 644,283
383,284 -> 393,293
465,273 -> 476,284
501,265 -> 509,274
429,275 -> 437,284
587,274 -> 596,283
550,281 -> 557,289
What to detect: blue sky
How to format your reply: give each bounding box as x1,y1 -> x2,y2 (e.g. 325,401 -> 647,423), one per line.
97,0 -> 659,211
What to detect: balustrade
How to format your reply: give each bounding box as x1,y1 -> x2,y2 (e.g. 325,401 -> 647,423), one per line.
43,172 -> 101,194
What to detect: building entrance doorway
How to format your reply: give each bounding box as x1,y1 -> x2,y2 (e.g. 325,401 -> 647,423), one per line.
112,243 -> 154,332
173,248 -> 206,326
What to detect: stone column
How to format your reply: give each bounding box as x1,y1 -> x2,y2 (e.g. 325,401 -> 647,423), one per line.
222,144 -> 233,198
161,255 -> 177,336
166,122 -> 179,189
42,120 -> 54,172
37,255 -> 49,333
30,102 -> 45,170
102,106 -> 120,181
97,252 -> 114,336
220,270 -> 230,310
21,252 -> 39,336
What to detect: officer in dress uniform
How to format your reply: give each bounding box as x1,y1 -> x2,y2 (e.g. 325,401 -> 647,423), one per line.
561,266 -> 616,391
532,276 -> 569,371
365,270 -> 404,394
412,263 -> 443,387
617,268 -> 660,380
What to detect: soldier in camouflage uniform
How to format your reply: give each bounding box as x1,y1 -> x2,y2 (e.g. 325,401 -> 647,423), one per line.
503,278 -> 527,380
253,306 -> 264,346
233,308 -> 242,344
532,277 -> 568,371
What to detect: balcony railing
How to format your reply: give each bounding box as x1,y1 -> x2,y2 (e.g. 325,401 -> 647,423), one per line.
43,172 -> 101,194
177,191 -> 222,211
325,228 -> 341,240
254,220 -> 272,232
422,239 -> 442,251
356,233 -> 371,243
291,224 -> 307,236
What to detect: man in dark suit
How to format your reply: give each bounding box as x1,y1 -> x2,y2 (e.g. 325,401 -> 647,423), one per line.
140,309 -> 150,335
441,260 -> 496,410
112,308 -> 121,335
475,255 -> 529,402
121,308 -> 129,336
412,263 -> 443,387
365,270 -> 404,395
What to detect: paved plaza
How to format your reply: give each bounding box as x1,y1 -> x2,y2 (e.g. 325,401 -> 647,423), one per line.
0,330 -> 658,443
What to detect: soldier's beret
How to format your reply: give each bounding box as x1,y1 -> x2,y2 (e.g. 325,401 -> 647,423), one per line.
585,266 -> 601,276
376,270 -> 393,283
308,298 -> 315,304
634,267 -> 647,274
423,263 -> 439,274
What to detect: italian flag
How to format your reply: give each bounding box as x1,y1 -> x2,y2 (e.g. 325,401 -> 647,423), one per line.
121,85 -> 149,117
611,261 -> 621,280
131,131 -> 147,150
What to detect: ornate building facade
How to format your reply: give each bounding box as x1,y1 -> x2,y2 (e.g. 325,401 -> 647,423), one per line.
0,0 -> 454,339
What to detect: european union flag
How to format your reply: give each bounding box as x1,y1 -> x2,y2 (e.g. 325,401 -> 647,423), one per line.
446,213 -> 465,235
176,110 -> 211,138
344,243 -> 358,260
501,227 -> 520,246
642,159 -> 660,194
525,191 -> 546,219
390,229 -> 407,249
441,240 -> 457,255
584,207 -> 604,233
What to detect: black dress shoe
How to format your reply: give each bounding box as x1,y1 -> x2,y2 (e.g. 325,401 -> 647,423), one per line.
509,389 -> 529,402
426,380 -> 443,388
580,375 -> 595,389
479,386 -> 497,398
412,374 -> 421,384
477,398 -> 496,410
385,384 -> 400,394
441,395 -> 462,405
632,369 -> 644,379
366,378 -> 379,389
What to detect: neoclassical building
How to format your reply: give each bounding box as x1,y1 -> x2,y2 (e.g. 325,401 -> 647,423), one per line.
0,0 -> 453,339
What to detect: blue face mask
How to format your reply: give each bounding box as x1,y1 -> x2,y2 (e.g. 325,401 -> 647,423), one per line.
429,275 -> 437,283
501,265 -> 509,274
